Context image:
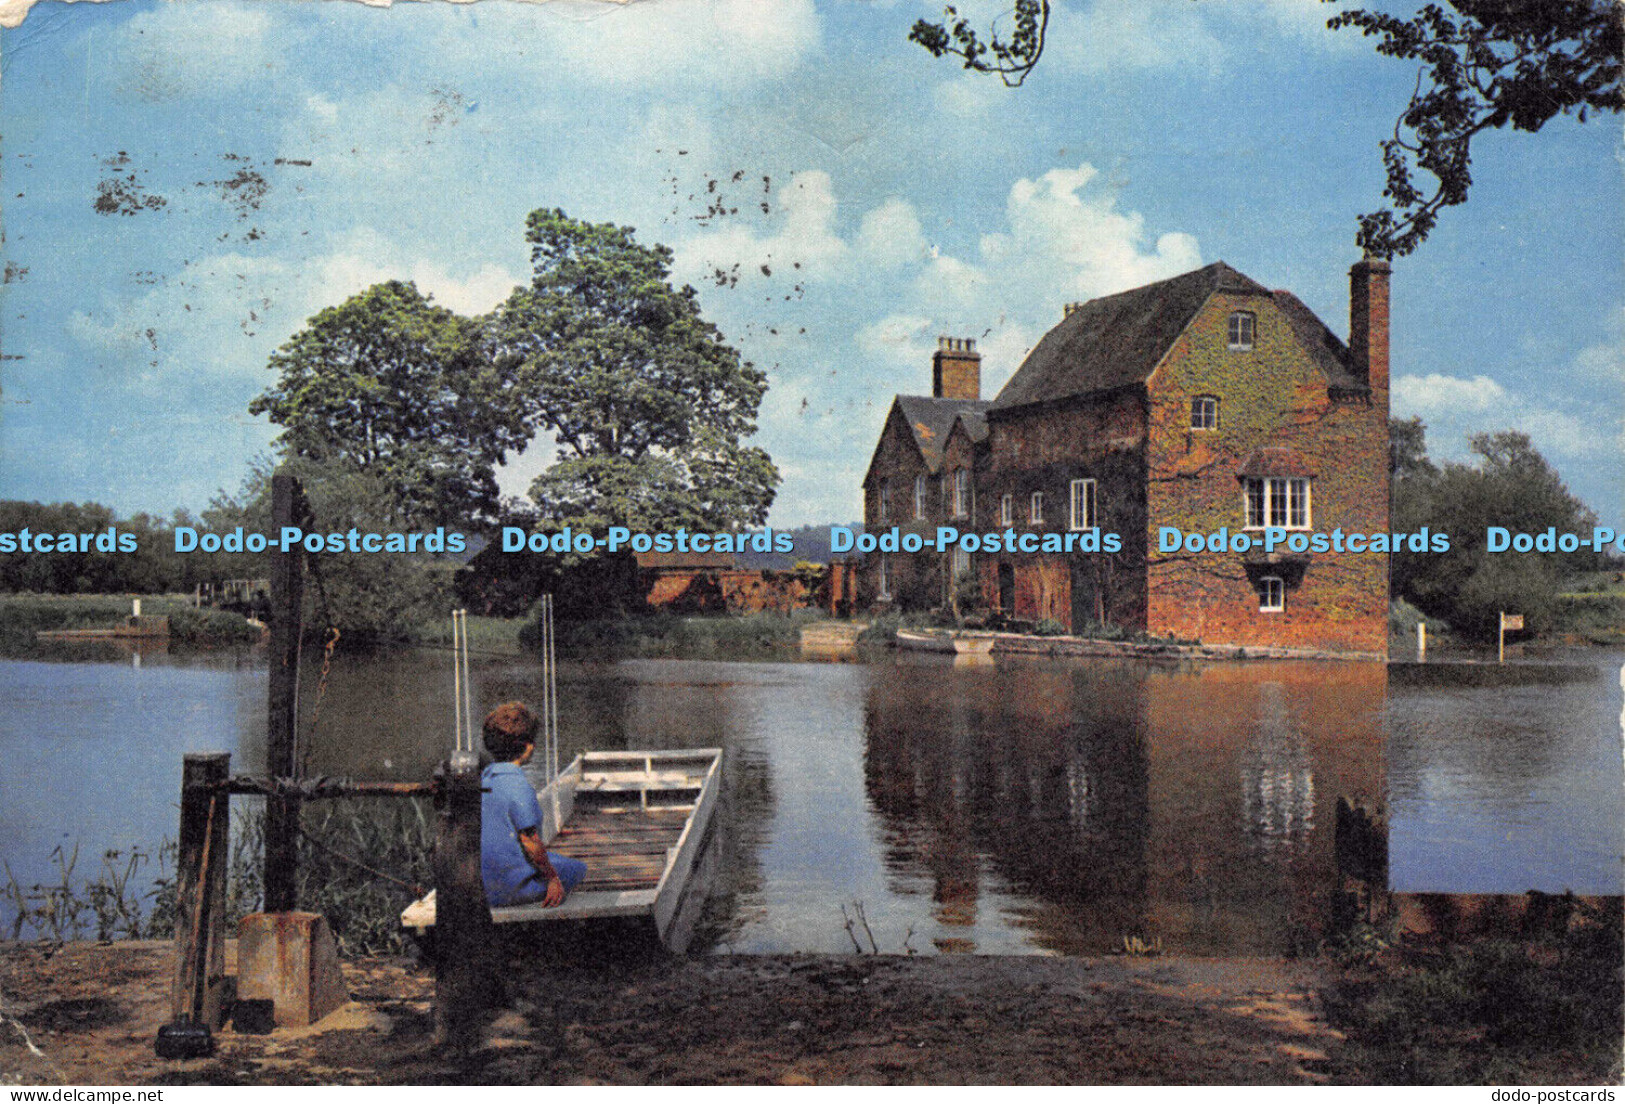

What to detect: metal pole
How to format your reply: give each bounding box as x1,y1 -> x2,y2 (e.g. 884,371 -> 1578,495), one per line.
173,753 -> 230,1028
266,471 -> 305,912
434,750 -> 493,1051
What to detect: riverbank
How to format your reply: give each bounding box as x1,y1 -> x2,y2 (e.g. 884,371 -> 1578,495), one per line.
4,923 -> 1619,1086
0,941 -> 1356,1086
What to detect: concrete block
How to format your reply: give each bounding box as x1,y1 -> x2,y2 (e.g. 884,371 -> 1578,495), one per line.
237,912 -> 348,1027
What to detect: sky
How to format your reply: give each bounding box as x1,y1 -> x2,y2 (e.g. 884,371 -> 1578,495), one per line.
0,0 -> 1620,532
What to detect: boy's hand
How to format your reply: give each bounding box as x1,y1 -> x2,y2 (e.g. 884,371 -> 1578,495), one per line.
542,875 -> 565,908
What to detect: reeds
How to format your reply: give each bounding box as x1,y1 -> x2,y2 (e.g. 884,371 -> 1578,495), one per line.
3,799 -> 436,956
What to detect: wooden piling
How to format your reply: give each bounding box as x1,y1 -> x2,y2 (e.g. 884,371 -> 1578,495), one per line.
434,750 -> 494,1050
173,753 -> 230,1028
266,471 -> 305,913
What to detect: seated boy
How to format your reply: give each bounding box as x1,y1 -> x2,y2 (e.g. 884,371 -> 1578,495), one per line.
479,701 -> 587,908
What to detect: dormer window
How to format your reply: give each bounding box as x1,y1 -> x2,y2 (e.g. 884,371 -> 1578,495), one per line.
1228,311 -> 1255,351
1191,395 -> 1220,430
878,479 -> 890,521
914,474 -> 928,520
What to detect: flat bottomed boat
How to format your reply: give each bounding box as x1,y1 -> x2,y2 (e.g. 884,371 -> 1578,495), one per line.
402,748 -> 722,949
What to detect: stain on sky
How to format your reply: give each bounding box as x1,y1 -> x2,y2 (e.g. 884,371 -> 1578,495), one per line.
92,152 -> 167,216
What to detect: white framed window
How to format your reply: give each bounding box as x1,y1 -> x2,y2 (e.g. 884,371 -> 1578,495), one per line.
1191,395 -> 1220,430
1069,479 -> 1097,531
914,474 -> 928,520
953,468 -> 970,519
1244,477 -> 1310,530
951,545 -> 970,579
1228,311 -> 1255,351
1030,491 -> 1044,525
1000,494 -> 1013,526
878,555 -> 891,600
878,479 -> 890,521
1260,576 -> 1284,612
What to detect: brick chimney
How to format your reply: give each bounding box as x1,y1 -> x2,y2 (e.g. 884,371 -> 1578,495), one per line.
932,336 -> 980,400
1349,255 -> 1390,396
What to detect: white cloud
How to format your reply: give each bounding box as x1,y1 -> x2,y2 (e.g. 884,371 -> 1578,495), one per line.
1394,372 -> 1612,464
977,163 -> 1203,301
545,0 -> 819,88
1046,0 -> 1224,76
670,170 -> 848,287
109,2 -> 282,97
856,199 -> 928,269
856,313 -> 937,370
1393,373 -> 1509,417
1572,308 -> 1625,383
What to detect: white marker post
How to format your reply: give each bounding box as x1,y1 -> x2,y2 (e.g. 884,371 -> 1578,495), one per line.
1499,611 -> 1523,664
1417,621 -> 1426,662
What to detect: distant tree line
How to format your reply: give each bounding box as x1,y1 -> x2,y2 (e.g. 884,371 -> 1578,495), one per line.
1390,419 -> 1608,639
0,499 -> 243,595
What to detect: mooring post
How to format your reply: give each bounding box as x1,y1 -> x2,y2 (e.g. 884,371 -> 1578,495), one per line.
266,471 -> 305,913
173,752 -> 230,1028
434,750 -> 493,1050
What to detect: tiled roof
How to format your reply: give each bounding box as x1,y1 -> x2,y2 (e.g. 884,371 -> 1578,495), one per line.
990,262 -> 1364,412
894,395 -> 992,471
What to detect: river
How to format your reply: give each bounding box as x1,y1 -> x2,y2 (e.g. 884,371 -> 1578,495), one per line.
1,640 -> 1619,953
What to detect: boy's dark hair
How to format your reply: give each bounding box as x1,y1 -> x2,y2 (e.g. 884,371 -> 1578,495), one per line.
483,701 -> 539,761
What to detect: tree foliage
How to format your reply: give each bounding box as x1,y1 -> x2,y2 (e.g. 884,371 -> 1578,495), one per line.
909,0 -> 1049,86
249,281 -> 526,529
1392,421 -> 1600,639
1329,1 -> 1622,258
492,208 -> 779,533
907,1 -> 1622,256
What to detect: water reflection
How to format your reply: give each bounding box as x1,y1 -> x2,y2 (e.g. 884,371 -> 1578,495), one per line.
860,657 -> 1385,953
4,641 -> 1618,951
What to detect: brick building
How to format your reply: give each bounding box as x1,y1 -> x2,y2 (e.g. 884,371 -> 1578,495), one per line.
860,258 -> 1391,655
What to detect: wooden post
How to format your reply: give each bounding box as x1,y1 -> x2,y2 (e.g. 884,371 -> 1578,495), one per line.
173,753 -> 230,1028
1417,621 -> 1426,662
434,750 -> 493,1050
266,471 -> 305,913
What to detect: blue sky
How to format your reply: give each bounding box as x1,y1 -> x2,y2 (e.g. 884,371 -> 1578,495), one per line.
1,0 -> 1620,531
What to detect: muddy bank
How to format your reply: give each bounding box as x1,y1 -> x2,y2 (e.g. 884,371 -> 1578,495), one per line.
3,941 -> 1347,1085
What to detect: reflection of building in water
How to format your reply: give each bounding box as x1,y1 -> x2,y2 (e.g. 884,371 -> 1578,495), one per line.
865,659 -> 1150,954
864,656 -> 1386,954
1240,682 -> 1316,849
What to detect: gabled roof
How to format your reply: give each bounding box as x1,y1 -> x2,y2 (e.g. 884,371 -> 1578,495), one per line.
894,394 -> 991,471
1267,290 -> 1366,392
990,261 -> 1363,413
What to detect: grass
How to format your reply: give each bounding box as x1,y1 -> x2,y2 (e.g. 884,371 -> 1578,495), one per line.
410,613 -> 526,655
0,592 -> 259,651
1323,900 -> 1624,1084
529,609 -> 825,657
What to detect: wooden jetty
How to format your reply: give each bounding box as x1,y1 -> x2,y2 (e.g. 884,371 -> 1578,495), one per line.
402,748 -> 722,948
36,614 -> 170,640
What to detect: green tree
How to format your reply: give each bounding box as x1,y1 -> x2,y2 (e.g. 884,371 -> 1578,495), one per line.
492,208 -> 780,534
909,2 -> 1621,257
1392,423 -> 1599,639
249,281 -> 526,529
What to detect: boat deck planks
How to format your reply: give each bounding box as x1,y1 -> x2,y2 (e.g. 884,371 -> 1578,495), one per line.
401,748 -> 721,943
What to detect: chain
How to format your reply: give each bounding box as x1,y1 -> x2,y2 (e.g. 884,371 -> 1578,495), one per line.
297,627 -> 339,779
295,513 -> 339,779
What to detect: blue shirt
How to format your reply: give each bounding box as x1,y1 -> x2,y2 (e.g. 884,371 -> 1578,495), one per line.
481,762 -> 546,907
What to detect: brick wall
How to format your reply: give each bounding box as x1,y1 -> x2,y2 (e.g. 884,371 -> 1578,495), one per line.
1144,293 -> 1389,653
